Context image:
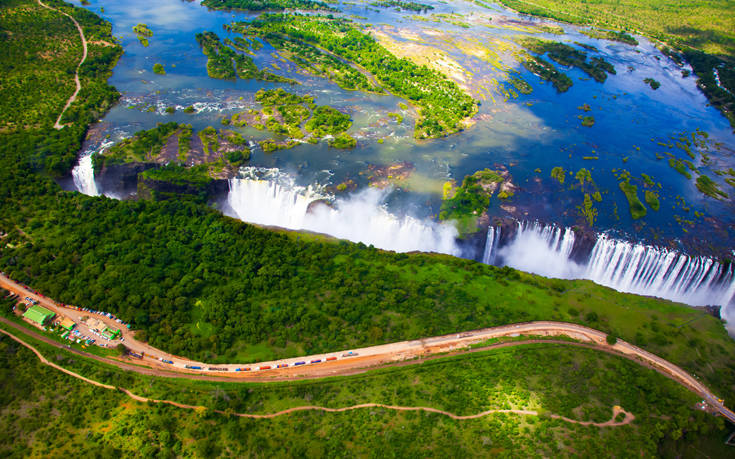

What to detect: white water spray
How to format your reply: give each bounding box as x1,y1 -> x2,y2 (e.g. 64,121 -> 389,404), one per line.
482,225 -> 500,265
72,139 -> 114,196
72,153 -> 99,196
493,221 -> 580,278
226,170 -> 459,254
484,222 -> 735,321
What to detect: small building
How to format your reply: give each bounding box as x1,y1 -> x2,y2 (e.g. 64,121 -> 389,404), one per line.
101,326 -> 121,340
23,305 -> 55,326
59,317 -> 76,331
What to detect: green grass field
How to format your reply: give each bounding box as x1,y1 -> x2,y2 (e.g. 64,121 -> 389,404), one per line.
496,0 -> 735,58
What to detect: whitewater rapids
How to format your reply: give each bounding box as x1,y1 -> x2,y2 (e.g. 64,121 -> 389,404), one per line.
483,221 -> 735,331
226,173 -> 460,255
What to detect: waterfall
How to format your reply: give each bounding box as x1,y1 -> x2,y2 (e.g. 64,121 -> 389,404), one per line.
226,170 -> 460,254
72,154 -> 99,196
583,235 -> 735,307
493,221 -> 581,278
484,222 -> 735,314
482,226 -> 500,265
72,139 -> 114,197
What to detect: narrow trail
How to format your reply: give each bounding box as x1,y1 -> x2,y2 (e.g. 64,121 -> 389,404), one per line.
0,326 -> 634,426
37,0 -> 88,129
2,271 -> 734,423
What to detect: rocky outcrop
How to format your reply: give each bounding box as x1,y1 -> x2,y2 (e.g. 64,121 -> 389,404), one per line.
693,305 -> 722,320
97,162 -> 158,197
137,177 -> 229,201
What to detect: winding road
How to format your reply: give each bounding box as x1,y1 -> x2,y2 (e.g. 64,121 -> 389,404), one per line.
0,324 -> 635,426
37,0 -> 88,129
1,272 -> 734,424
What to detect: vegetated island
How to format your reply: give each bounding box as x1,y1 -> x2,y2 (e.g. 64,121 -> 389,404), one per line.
617,171 -> 647,219
132,23 -> 153,47
439,168 -> 515,235
518,37 -> 616,84
200,0 -> 335,12
196,31 -> 297,84
222,88 -> 357,152
370,0 -> 434,13
234,14 -> 478,139
93,88 -> 357,198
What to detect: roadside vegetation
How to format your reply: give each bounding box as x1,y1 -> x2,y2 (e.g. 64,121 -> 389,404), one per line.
0,0 -> 121,142
0,322 -> 729,457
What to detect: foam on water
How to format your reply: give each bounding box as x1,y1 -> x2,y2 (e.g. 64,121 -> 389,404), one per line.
484,222 -> 735,329
226,168 -> 460,254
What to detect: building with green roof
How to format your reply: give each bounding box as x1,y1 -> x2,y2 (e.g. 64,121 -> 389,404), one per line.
23,305 -> 55,326
101,326 -> 121,340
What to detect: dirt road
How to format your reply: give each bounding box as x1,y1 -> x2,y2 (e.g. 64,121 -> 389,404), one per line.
37,0 -> 88,129
2,272 -> 733,423
0,325 -> 635,426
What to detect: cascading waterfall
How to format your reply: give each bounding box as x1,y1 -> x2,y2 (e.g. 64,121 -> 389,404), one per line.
484,221 -> 735,318
72,154 -> 99,196
226,169 -> 460,255
494,221 -> 580,278
583,235 -> 735,307
72,139 -> 114,197
482,226 -> 500,265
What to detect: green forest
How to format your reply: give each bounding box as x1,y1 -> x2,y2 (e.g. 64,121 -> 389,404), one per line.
0,321 -> 731,457
1,0 -> 735,454
1,0 -> 735,404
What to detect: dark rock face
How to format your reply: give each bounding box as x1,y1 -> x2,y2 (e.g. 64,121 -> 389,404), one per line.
468,217 -> 602,265
455,230 -> 488,261
98,162 -> 158,198
306,199 -> 333,215
694,305 -> 722,320
569,226 -> 599,264
454,216 -> 519,262
137,177 -> 229,201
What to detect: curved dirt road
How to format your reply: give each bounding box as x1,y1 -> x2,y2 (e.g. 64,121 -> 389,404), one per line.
2,272 -> 734,423
37,0 -> 88,129
0,325 -> 634,426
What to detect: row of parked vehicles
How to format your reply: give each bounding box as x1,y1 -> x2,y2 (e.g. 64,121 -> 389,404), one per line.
181,351 -> 360,372
69,306 -> 130,329
63,328 -> 95,346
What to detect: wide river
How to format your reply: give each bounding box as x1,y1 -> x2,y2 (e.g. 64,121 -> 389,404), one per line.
70,0 -> 735,323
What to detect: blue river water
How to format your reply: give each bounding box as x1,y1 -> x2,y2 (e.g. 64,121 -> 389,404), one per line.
73,0 -> 735,257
